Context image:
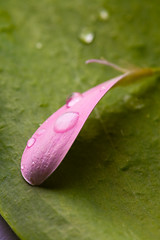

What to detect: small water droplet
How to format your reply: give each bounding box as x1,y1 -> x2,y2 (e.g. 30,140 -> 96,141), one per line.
100,86 -> 106,92
123,94 -> 131,103
98,9 -> 109,21
66,92 -> 83,108
27,137 -> 36,148
54,112 -> 79,133
36,128 -> 45,136
79,29 -> 95,45
32,161 -> 35,165
36,42 -> 43,49
21,165 -> 24,170
123,95 -> 145,110
134,103 -> 144,110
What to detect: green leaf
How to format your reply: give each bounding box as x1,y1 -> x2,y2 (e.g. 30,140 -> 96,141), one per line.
0,0 -> 160,240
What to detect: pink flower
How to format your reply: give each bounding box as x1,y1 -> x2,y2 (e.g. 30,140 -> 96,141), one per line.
21,59 -> 158,185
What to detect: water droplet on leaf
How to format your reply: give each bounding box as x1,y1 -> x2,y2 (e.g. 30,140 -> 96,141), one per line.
98,9 -> 109,21
124,95 -> 145,110
133,103 -> 145,110
27,137 -> 36,148
66,92 -> 83,108
54,112 -> 79,133
123,94 -> 131,103
36,42 -> 43,49
79,29 -> 95,44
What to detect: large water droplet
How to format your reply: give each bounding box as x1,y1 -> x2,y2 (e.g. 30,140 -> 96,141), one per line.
54,112 -> 79,133
66,92 -> 83,108
79,29 -> 95,44
27,137 -> 36,148
98,9 -> 109,21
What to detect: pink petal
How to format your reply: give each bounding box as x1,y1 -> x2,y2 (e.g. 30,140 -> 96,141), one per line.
21,73 -> 128,185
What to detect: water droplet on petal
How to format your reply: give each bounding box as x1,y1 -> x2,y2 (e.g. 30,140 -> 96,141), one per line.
27,137 -> 36,148
66,92 -> 83,108
99,9 -> 109,21
79,29 -> 95,45
36,128 -> 46,136
100,86 -> 106,92
21,165 -> 24,170
54,112 -> 79,133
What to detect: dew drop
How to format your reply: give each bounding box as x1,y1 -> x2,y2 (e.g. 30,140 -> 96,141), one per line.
36,128 -> 45,136
27,137 -> 36,148
66,92 -> 83,108
79,29 -> 95,45
100,86 -> 106,92
123,94 -> 131,103
134,103 -> 145,110
36,42 -> 43,49
21,165 -> 24,170
98,9 -> 109,21
54,112 -> 79,133
124,95 -> 145,110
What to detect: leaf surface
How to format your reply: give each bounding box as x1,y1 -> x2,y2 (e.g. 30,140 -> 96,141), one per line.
0,0 -> 160,239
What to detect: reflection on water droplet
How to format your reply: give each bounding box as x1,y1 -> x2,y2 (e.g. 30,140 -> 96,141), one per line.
54,112 -> 79,133
99,9 -> 109,21
36,42 -> 43,49
21,165 -> 24,170
66,92 -> 82,108
27,137 -> 36,148
79,29 -> 95,44
32,161 -> 35,165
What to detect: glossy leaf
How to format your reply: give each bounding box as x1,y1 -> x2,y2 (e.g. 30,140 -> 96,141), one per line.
0,0 -> 160,240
